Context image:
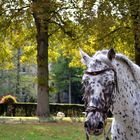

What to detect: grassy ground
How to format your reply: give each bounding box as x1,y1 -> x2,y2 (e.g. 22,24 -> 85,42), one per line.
0,117 -> 112,140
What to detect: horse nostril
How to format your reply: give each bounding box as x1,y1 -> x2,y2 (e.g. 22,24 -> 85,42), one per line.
97,122 -> 103,129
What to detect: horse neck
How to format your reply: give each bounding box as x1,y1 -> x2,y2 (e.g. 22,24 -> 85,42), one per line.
115,55 -> 140,86
113,58 -> 140,90
112,61 -> 140,122
115,61 -> 136,85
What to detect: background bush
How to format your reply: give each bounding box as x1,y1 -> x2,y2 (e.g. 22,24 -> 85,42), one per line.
0,95 -> 17,104
0,103 -> 85,117
0,103 -> 112,117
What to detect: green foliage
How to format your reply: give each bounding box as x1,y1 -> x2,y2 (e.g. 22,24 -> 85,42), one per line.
47,0 -> 136,68
0,67 -> 37,102
0,0 -> 139,107
0,70 -> 16,95
0,95 -> 17,104
0,0 -> 137,65
51,56 -> 83,103
51,56 -> 70,91
20,73 -> 37,102
0,102 -> 112,117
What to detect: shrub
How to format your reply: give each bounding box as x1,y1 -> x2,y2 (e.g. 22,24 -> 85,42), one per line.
0,102 -> 113,117
0,95 -> 17,104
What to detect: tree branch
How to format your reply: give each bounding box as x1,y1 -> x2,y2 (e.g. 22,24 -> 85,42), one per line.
94,26 -> 131,42
0,5 -> 30,32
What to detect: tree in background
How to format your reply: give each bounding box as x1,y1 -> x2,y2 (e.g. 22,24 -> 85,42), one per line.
51,55 -> 83,104
0,0 -> 85,117
0,0 -> 140,118
128,0 -> 140,65
0,1 -> 36,101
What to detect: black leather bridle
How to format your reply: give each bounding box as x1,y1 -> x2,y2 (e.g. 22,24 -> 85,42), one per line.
84,67 -> 119,140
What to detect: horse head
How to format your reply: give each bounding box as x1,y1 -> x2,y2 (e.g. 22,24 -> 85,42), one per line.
80,48 -> 117,136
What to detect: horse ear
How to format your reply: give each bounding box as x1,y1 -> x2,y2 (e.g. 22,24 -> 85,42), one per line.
79,48 -> 91,65
107,48 -> 116,61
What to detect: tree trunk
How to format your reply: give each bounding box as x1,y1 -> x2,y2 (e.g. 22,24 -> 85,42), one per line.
57,92 -> 61,103
68,68 -> 72,104
128,0 -> 140,65
32,1 -> 50,117
16,48 -> 20,100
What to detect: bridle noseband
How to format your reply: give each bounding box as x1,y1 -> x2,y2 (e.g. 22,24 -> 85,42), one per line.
84,67 -> 118,140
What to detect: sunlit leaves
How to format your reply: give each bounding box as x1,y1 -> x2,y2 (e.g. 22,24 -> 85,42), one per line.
0,44 -> 14,69
48,49 -> 60,62
50,0 -> 135,68
0,0 -> 136,68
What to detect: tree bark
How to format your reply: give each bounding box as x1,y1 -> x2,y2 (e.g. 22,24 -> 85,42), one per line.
16,48 -> 20,100
32,0 -> 50,117
128,0 -> 140,65
68,68 -> 72,104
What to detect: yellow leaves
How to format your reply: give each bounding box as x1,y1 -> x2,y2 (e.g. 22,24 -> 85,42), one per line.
48,49 -> 60,62
4,62 -> 14,70
82,45 -> 96,55
49,33 -> 98,68
0,44 -> 14,70
69,49 -> 81,67
68,36 -> 96,68
68,48 -> 85,68
11,32 -> 25,49
1,47 -> 12,60
21,45 -> 37,64
113,38 -> 135,59
23,45 -> 36,55
109,25 -> 116,32
20,56 -> 28,63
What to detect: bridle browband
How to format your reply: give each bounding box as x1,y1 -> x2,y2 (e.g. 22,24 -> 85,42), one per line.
84,67 -> 119,140
85,67 -> 116,77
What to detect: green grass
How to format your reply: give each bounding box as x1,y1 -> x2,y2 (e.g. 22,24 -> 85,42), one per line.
0,117 -> 112,140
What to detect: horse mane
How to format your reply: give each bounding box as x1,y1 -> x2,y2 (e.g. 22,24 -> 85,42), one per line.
115,53 -> 140,86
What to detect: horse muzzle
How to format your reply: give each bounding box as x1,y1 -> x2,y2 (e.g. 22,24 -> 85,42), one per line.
84,120 -> 104,136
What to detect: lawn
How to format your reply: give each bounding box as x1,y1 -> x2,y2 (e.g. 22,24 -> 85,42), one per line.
0,117 -> 112,140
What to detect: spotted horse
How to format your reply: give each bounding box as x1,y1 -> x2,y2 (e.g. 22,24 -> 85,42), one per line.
80,48 -> 140,140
